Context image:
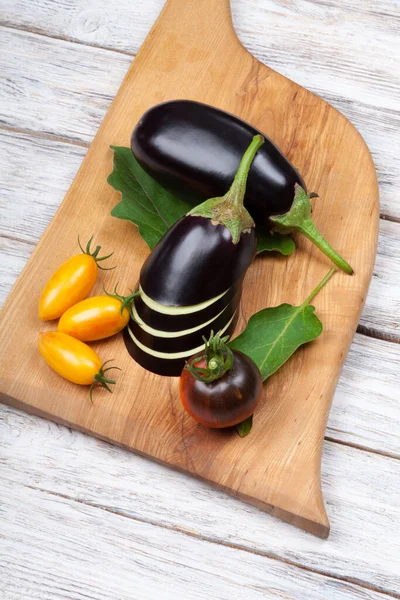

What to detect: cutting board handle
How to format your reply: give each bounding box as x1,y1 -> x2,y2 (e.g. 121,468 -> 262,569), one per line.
160,0 -> 235,40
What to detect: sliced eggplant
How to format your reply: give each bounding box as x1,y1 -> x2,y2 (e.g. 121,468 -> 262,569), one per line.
128,294 -> 240,353
123,309 -> 239,377
123,136 -> 263,376
133,281 -> 242,332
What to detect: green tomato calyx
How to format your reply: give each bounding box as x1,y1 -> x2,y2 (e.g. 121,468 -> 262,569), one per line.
78,235 -> 116,270
186,331 -> 234,384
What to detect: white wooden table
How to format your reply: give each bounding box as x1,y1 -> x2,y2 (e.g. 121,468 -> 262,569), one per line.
1,1 -> 399,598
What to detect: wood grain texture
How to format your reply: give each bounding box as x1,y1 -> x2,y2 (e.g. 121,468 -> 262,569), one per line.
1,404 -> 400,597
0,0 -> 379,537
1,130 -> 397,341
0,27 -> 129,145
1,478 -> 394,600
1,0 -> 399,221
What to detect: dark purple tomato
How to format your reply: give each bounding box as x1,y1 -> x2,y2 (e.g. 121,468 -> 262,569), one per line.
180,351 -> 262,428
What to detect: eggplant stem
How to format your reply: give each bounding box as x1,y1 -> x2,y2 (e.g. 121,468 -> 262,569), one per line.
298,219 -> 353,275
188,135 -> 264,244
230,135 -> 264,211
270,184 -> 353,275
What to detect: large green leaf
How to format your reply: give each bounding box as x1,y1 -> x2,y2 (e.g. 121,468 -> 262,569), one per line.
108,146 -> 294,254
231,269 -> 335,435
230,269 -> 334,381
108,146 -> 192,250
230,303 -> 322,381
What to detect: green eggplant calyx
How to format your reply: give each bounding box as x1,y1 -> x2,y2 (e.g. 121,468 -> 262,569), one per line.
188,135 -> 264,244
103,284 -> 140,315
78,235 -> 116,270
270,184 -> 353,275
186,331 -> 234,384
89,360 -> 121,404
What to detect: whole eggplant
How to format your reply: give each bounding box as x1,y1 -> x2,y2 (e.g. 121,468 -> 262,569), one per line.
131,100 -> 305,224
131,100 -> 353,274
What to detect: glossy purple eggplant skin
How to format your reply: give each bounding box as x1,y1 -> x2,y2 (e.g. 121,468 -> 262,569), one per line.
131,100 -> 306,225
140,215 -> 256,306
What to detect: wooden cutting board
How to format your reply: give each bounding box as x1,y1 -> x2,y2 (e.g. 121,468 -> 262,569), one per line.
0,0 -> 379,538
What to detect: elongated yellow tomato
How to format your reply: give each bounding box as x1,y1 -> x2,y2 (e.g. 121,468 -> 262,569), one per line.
38,332 -> 119,400
39,254 -> 97,320
38,331 -> 102,384
38,237 -> 114,321
58,296 -> 130,341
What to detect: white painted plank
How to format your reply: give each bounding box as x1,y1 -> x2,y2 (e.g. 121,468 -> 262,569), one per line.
0,24 -> 399,221
0,132 -> 86,243
0,237 -> 33,303
0,0 -> 159,53
361,219 -> 400,342
0,27 -> 130,144
328,332 -> 400,456
1,405 -> 399,596
1,130 -> 399,340
0,478 -> 391,600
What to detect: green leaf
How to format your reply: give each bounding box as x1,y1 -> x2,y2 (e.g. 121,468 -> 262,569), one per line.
229,269 -> 335,381
230,304 -> 322,381
256,228 -> 295,255
236,415 -> 253,438
108,146 -> 193,250
108,146 -> 295,255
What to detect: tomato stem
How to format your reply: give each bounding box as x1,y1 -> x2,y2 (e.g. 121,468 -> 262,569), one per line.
78,235 -> 116,270
103,284 -> 140,315
89,360 -> 121,403
186,331 -> 234,383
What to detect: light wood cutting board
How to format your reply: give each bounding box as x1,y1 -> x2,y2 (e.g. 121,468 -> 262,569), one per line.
0,0 -> 379,537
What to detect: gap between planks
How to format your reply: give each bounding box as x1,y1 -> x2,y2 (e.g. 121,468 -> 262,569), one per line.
3,474 -> 399,600
324,436 -> 400,461
0,124 -> 90,149
357,324 -> 400,345
381,214 -> 400,224
0,21 -> 136,58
